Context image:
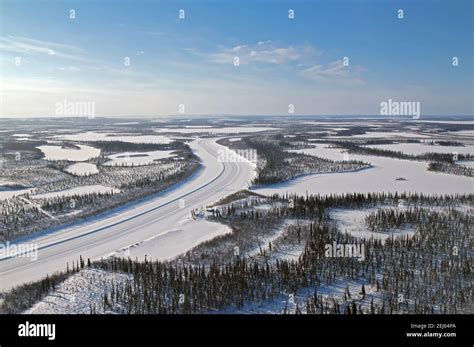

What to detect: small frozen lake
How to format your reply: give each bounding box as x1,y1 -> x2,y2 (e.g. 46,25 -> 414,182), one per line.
254,145 -> 474,196
37,144 -> 101,161
65,163 -> 99,176
102,150 -> 176,166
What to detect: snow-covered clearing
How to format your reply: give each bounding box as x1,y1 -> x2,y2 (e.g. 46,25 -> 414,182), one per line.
449,130 -> 474,136
31,185 -> 120,199
0,187 -> 34,200
254,145 -> 473,196
25,269 -> 131,314
55,132 -> 172,144
215,277 -> 379,314
37,145 -> 101,161
362,142 -> 474,155
331,208 -> 415,242
333,131 -> 432,139
412,120 -> 474,125
65,163 -> 99,176
103,150 -> 176,166
154,126 -> 279,134
109,217 -> 232,261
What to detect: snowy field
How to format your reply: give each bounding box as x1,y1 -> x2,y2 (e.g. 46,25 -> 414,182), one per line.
109,217 -> 232,261
31,185 -> 120,199
331,208 -> 415,241
0,187 -> 34,200
254,145 -> 473,196
37,144 -> 101,161
334,131 -> 432,139
55,132 -> 173,144
362,142 -> 474,155
103,150 -> 176,166
153,126 -> 279,134
25,269 -> 131,314
65,163 -> 99,176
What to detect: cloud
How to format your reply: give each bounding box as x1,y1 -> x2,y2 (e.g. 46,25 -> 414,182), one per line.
301,59 -> 364,84
0,36 -> 89,62
137,30 -> 170,37
210,41 -> 313,65
57,66 -> 81,72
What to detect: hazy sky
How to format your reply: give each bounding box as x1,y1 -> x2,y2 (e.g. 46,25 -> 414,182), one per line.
0,0 -> 473,117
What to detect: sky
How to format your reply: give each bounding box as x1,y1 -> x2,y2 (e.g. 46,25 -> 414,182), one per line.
0,0 -> 473,117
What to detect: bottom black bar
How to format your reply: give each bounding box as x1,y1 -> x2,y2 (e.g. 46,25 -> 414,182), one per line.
0,314 -> 472,345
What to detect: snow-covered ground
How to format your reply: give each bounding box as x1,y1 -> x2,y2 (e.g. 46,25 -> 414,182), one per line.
0,185 -> 35,200
362,142 -> 474,155
103,150 -> 176,166
254,145 -> 473,196
31,185 -> 120,199
154,126 -> 279,134
215,277 -> 378,314
25,268 -> 131,314
449,130 -> 474,136
65,163 -> 99,176
25,268 -> 379,314
333,131 -> 432,139
0,139 -> 255,291
331,208 -> 415,242
412,120 -> 474,125
55,132 -> 173,144
37,144 -> 101,161
110,217 -> 232,261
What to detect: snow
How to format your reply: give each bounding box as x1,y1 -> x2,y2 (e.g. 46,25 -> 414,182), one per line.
216,277 -> 377,314
288,144 -> 347,161
109,217 -> 232,261
27,268 -> 378,314
153,126 -> 279,134
37,144 -> 101,161
413,120 -> 474,125
25,268 -> 131,314
113,122 -> 139,125
331,208 -> 415,242
0,139 -> 255,292
334,131 -> 432,139
56,132 -> 173,144
363,142 -> 474,155
65,163 -> 99,176
31,185 -> 120,199
254,146 -> 474,196
449,130 -> 474,136
103,150 -> 176,167
0,187 -> 34,200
